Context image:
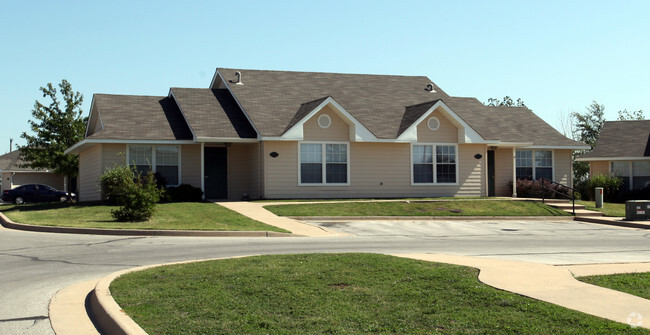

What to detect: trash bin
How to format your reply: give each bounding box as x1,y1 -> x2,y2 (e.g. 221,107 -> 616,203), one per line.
625,200 -> 650,221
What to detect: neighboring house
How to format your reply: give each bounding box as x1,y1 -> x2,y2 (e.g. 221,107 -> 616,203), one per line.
0,149 -> 66,193
65,68 -> 588,201
576,120 -> 650,191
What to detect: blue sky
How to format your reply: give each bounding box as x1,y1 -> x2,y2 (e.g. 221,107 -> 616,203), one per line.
2,1 -> 648,152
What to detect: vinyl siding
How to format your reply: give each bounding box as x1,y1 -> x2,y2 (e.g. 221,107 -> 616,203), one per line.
78,144 -> 102,201
181,144 -> 201,187
102,144 -> 126,170
263,141 -> 486,199
554,149 -> 572,187
416,108 -> 458,143
590,161 -> 609,176
303,106 -> 351,141
494,148 -> 515,196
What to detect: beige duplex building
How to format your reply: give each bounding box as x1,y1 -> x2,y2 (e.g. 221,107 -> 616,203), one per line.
65,68 -> 588,201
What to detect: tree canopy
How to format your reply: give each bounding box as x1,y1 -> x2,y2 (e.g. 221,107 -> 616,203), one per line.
617,109 -> 645,121
485,96 -> 526,107
20,80 -> 86,191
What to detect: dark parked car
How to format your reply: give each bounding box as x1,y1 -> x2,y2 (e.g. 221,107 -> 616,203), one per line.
2,184 -> 76,204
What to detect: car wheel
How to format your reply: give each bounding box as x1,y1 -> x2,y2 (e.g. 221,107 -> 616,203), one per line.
14,197 -> 24,205
59,196 -> 68,202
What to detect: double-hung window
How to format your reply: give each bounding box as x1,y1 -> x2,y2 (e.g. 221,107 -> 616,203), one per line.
127,145 -> 180,186
611,160 -> 650,190
299,142 -> 349,185
516,150 -> 552,180
412,144 -> 457,184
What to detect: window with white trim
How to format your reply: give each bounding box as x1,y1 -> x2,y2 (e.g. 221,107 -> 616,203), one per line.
299,143 -> 349,185
516,150 -> 552,180
611,160 -> 650,190
127,145 -> 180,186
412,144 -> 456,184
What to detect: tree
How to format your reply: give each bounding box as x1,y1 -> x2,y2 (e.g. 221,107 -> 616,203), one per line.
485,96 -> 526,107
571,101 -> 606,182
617,109 -> 645,120
19,80 -> 86,197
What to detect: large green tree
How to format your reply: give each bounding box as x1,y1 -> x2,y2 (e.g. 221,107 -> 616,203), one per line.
571,101 -> 605,181
485,96 -> 526,107
20,79 -> 86,197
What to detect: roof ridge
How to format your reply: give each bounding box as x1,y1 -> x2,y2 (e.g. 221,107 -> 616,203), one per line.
217,67 -> 430,79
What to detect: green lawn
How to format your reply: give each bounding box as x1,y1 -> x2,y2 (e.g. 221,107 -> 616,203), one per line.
577,200 -> 625,217
0,202 -> 288,232
110,253 -> 646,334
265,200 -> 570,217
579,272 -> 650,300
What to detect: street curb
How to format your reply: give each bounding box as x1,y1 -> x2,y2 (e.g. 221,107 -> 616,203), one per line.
290,216 -> 576,221
88,257 -> 251,335
574,216 -> 650,229
0,212 -> 298,237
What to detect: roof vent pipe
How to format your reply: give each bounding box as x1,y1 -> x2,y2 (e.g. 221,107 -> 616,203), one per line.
425,83 -> 436,93
234,71 -> 243,85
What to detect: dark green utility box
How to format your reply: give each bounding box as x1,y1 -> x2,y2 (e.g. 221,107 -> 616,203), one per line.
625,200 -> 650,221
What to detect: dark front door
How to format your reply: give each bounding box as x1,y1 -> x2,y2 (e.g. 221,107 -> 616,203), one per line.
488,150 -> 496,196
204,147 -> 228,199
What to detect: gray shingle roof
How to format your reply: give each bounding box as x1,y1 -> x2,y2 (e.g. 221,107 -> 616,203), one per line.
444,97 -> 586,146
217,68 -> 450,139
87,94 -> 193,140
218,68 -> 584,146
170,88 -> 257,139
579,120 -> 650,159
0,150 -> 40,172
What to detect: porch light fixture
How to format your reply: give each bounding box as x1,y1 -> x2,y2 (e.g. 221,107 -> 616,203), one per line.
270,152 -> 279,158
474,153 -> 483,159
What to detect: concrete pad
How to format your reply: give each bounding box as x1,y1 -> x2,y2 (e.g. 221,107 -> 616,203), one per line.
395,253 -> 650,329
216,201 -> 349,237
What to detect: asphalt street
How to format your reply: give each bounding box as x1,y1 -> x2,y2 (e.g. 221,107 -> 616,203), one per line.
1,219 -> 650,334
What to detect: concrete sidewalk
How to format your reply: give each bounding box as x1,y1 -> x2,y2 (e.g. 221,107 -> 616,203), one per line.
216,201 -> 349,237
396,254 -> 650,329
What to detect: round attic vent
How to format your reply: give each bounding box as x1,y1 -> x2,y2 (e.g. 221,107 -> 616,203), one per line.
318,114 -> 332,129
427,117 -> 440,131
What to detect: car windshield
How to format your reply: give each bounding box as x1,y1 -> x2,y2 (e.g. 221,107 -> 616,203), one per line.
39,185 -> 55,191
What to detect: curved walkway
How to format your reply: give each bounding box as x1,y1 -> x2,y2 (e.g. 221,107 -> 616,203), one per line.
51,254 -> 650,334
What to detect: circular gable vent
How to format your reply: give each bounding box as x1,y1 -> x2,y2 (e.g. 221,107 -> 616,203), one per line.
427,117 -> 440,131
318,114 -> 332,129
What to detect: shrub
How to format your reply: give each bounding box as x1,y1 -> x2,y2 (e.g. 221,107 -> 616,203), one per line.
575,174 -> 623,202
512,179 -> 572,199
99,166 -> 164,221
165,184 -> 203,202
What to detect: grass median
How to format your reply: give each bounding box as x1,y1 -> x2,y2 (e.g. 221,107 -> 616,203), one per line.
265,200 -> 570,217
110,253 -> 645,334
579,272 -> 650,300
0,202 -> 288,233
576,200 -> 625,217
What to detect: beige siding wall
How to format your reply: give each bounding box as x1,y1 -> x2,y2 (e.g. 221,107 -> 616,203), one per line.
9,173 -> 65,190
494,148 -> 514,196
590,161 -> 609,176
554,149 -> 572,187
227,143 -> 261,200
416,109 -> 458,143
79,144 -> 102,201
102,144 -> 126,169
262,141 -> 486,199
181,144 -> 201,187
303,106 -> 351,141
